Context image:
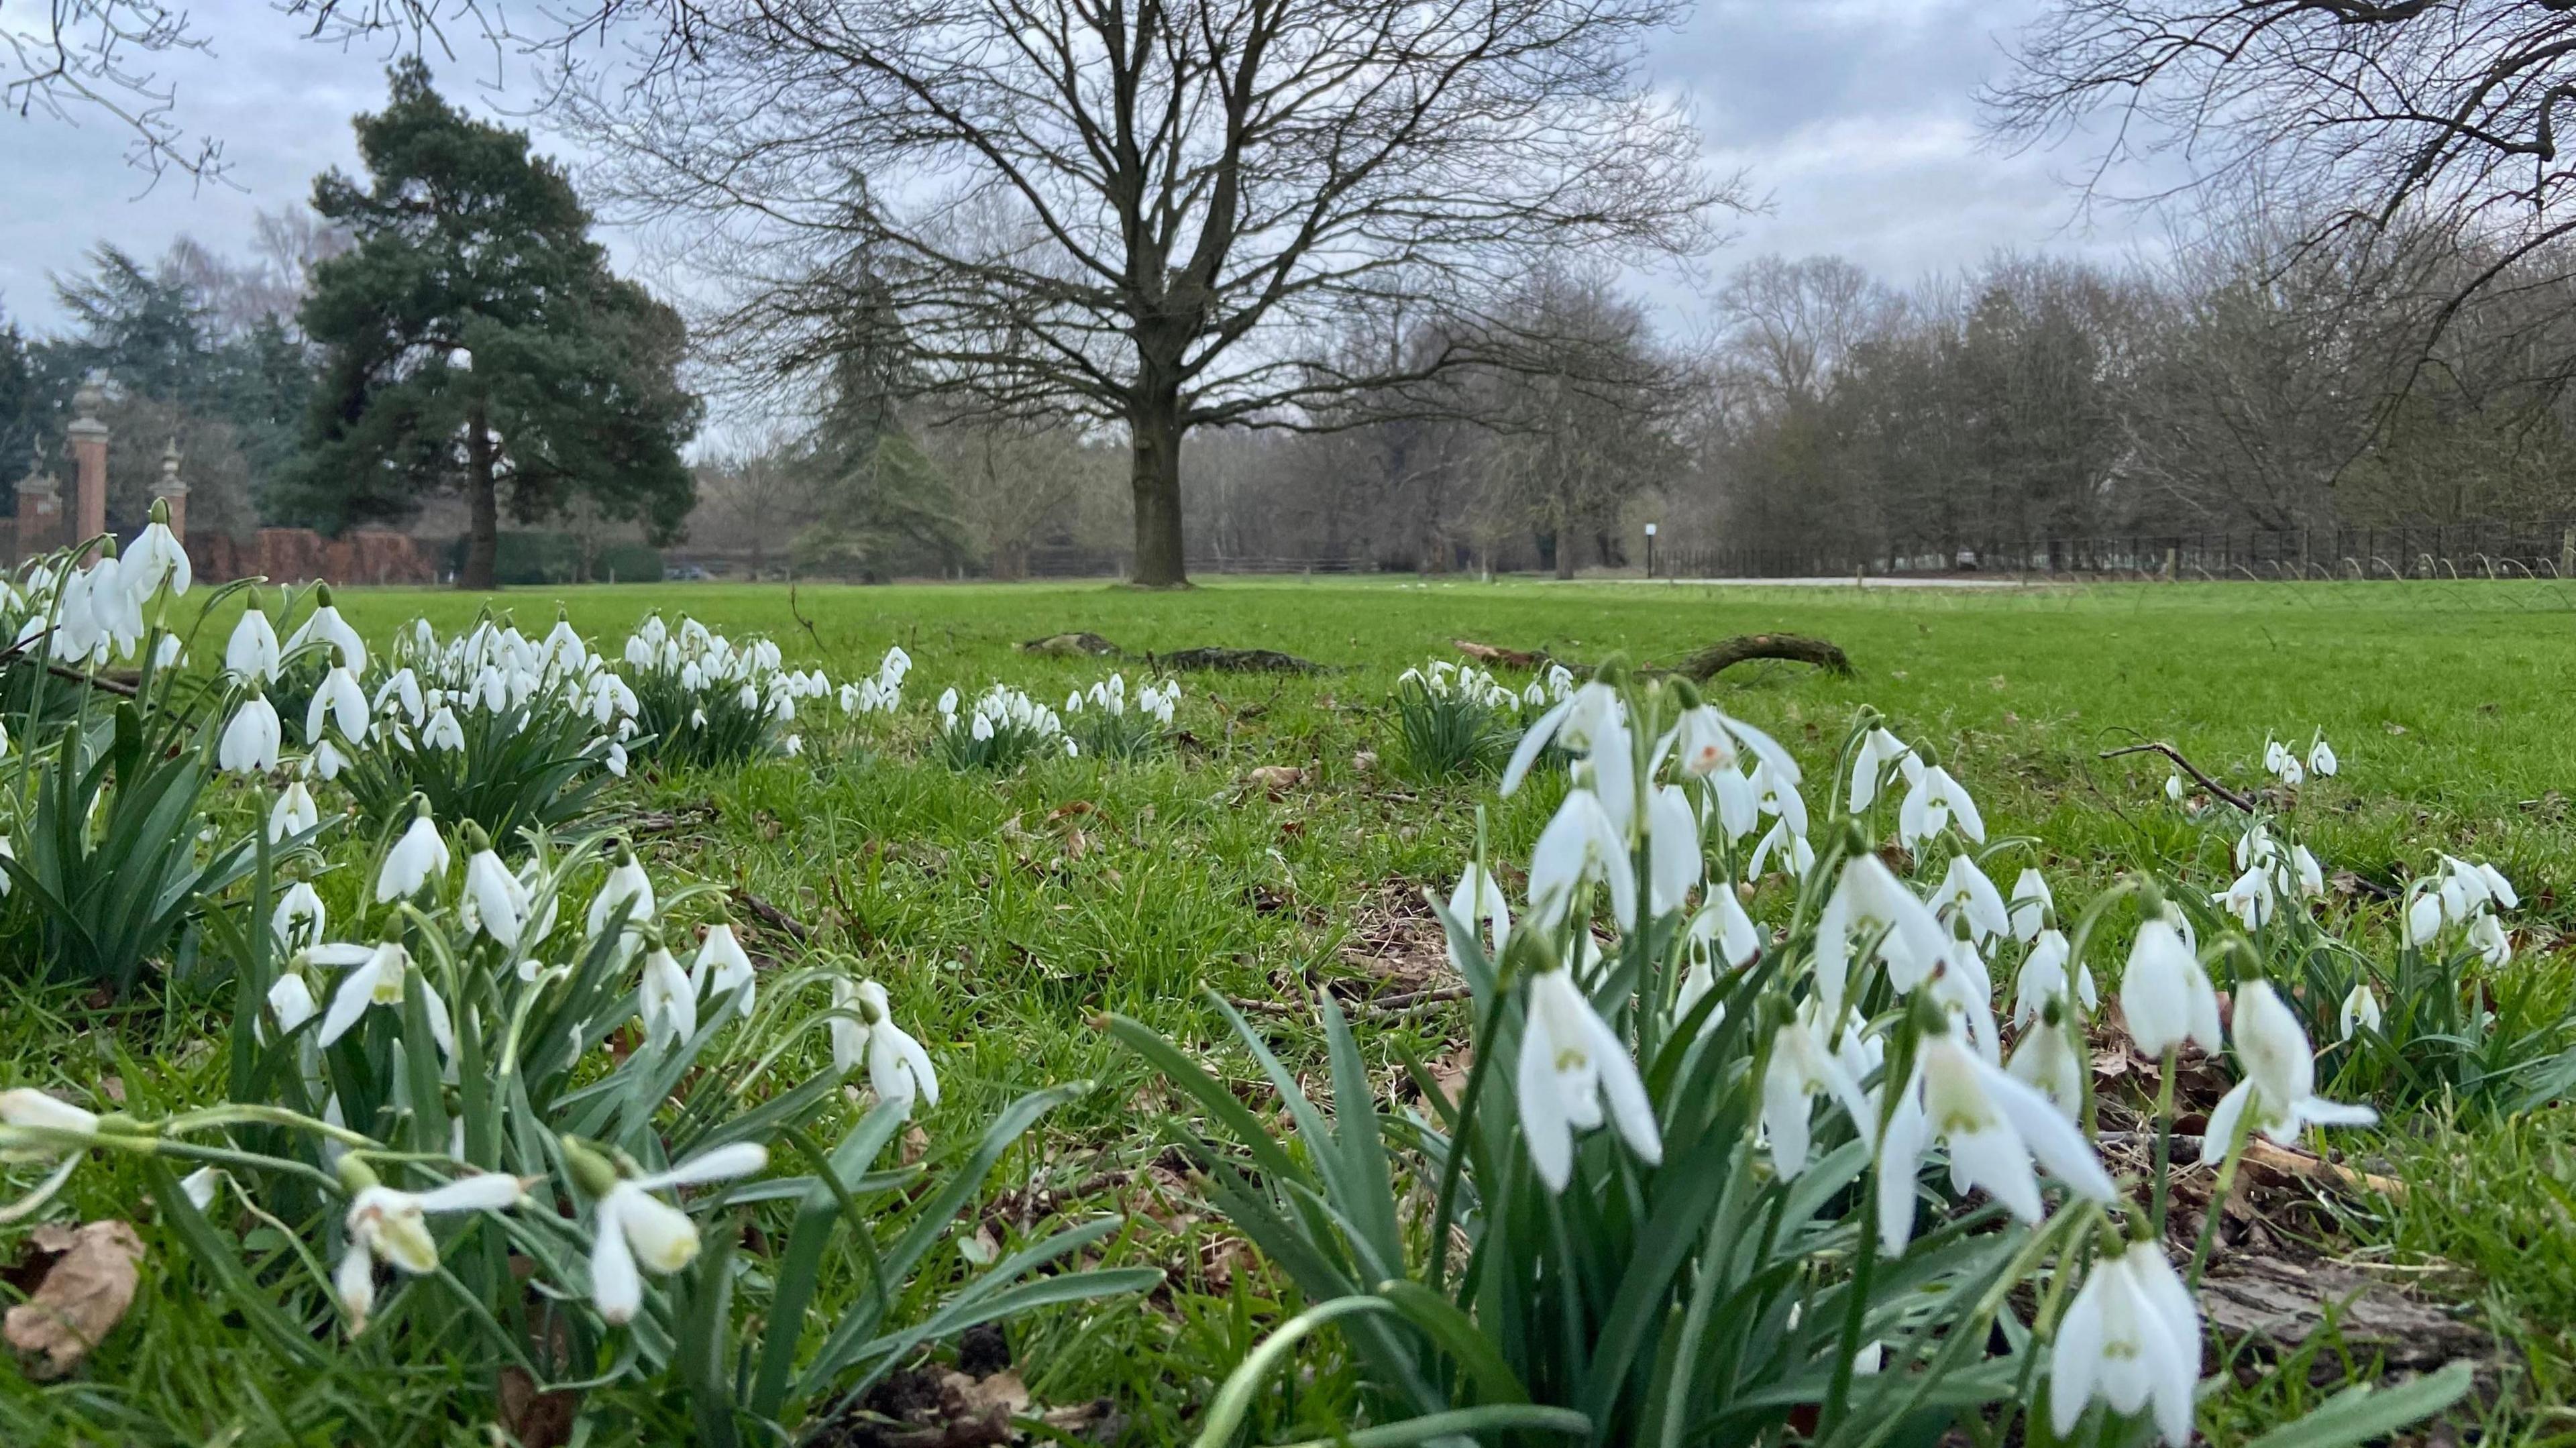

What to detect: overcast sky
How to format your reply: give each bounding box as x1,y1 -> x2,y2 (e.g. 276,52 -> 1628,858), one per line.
0,0 -> 2155,335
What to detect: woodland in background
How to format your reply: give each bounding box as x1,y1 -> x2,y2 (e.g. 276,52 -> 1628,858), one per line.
692,221 -> 2576,579
16,214 -> 2576,580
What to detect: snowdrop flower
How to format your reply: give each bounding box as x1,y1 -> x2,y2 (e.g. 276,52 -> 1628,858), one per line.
47,565 -> 105,665
180,1166 -> 224,1211
270,781 -> 320,844
1814,854 -> 1953,1014
462,838 -> 533,950
1849,726 -> 1914,812
376,805 -> 449,903
421,706 -> 467,753
1933,854 -> 2012,944
86,556 -> 143,659
782,734 -> 803,757
1646,783 -> 1703,915
2217,865 -> 2275,930
2006,995 -> 2086,1117
287,589 -> 367,673
225,604 -> 283,681
2306,734 -> 2337,779
1517,966 -> 1660,1192
586,846 -> 657,944
307,666 -> 370,746
2202,978 -> 2376,1163
579,1141 -> 769,1325
124,502 -> 192,600
1762,1012 -> 1874,1178
2163,771 -> 2184,803
2467,912 -> 2512,967
843,979 -> 939,1113
2121,917 -> 2221,1058
2012,929 -> 2094,1028
1709,766 -> 1759,842
2010,869 -> 2054,942
2051,1238 -> 2202,1446
0,1089 -> 100,1152
2406,890 -> 2443,947
267,970 -> 318,1036
637,942 -> 698,1048
312,936 -> 451,1057
1527,787 -> 1635,930
272,881 -> 327,951
219,693 -> 284,775
152,634 -> 184,669
2265,739 -> 2304,787
1446,862 -> 1511,960
2290,844 -> 2324,899
334,1166 -> 522,1332
1898,757 -> 1986,849
1876,1019 -> 2118,1254
2338,983 -> 2382,1042
1670,703 -> 1741,777
1500,680 -> 1631,794
1688,887 -> 1764,972
689,920 -> 755,1012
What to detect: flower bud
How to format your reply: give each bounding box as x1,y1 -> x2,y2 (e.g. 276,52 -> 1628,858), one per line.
560,1136 -> 620,1199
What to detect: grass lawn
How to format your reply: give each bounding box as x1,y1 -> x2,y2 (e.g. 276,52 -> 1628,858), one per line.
9,575 -> 2573,1444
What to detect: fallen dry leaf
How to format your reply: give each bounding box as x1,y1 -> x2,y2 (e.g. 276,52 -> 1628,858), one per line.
1240,765 -> 1305,797
5,1220 -> 144,1378
1430,1046 -> 1474,1109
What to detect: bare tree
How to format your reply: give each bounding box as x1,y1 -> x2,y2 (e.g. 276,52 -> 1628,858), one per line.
570,0 -> 1736,586
1990,0 -> 2576,395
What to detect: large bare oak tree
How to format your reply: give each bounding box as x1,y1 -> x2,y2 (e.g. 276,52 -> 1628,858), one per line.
571,0 -> 1732,586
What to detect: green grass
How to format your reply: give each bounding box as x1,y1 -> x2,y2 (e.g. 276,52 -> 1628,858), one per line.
11,575 -> 2576,1444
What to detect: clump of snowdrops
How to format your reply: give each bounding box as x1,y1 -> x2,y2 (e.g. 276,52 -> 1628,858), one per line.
2155,739 -> 2559,1115
1062,671 -> 1180,761
619,614 -> 830,768
260,604 -> 645,840
0,801 -> 1153,1441
0,514 -> 276,993
1122,671 -> 2462,1448
837,644 -> 913,719
932,683 -> 1075,771
1387,659 -> 1562,781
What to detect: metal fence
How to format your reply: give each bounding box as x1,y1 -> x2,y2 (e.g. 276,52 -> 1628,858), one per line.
675,518 -> 2576,583
1655,519 -> 2576,581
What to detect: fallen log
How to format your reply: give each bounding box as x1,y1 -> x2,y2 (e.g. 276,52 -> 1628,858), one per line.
1672,632 -> 1852,680
1449,632 -> 1854,681
1015,632 -> 1323,673
1148,646 -> 1320,674
1017,631 -> 1123,657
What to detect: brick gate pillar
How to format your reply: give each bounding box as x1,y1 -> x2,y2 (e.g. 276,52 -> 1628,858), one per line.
66,373 -> 109,551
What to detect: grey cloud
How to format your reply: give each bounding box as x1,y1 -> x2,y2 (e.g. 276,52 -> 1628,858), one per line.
1,0 -> 2159,337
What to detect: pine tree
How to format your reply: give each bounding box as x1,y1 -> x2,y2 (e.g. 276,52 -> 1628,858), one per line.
292,60 -> 700,589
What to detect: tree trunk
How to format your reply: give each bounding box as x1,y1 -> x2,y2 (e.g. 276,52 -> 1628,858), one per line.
462,400 -> 500,591
1553,478 -> 1577,581
1128,387 -> 1189,588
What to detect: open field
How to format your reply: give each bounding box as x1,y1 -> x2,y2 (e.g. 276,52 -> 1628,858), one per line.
7,575 -> 2575,1445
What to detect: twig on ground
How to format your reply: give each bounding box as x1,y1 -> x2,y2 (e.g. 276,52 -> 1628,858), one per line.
730,887 -> 813,943
1225,985 -> 1470,1022
2098,741 -> 2257,812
